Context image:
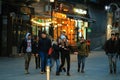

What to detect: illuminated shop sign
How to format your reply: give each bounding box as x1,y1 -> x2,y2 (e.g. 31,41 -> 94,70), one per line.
73,8 -> 87,15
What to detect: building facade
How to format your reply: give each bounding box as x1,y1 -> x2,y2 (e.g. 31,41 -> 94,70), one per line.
1,0 -> 116,56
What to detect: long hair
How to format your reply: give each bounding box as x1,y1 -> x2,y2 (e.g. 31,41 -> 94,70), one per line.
61,38 -> 69,47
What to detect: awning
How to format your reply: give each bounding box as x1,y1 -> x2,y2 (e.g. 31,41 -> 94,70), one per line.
67,14 -> 96,23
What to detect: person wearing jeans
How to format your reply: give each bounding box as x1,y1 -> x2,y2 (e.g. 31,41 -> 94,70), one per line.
51,40 -> 60,75
38,32 -> 51,74
77,55 -> 86,72
76,37 -> 89,73
104,33 -> 117,74
107,53 -> 117,74
39,51 -> 47,73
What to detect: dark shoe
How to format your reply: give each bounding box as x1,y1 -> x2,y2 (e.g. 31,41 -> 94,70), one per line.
67,72 -> 71,76
81,70 -> 84,73
56,72 -> 60,76
114,69 -> 116,74
44,70 -> 46,73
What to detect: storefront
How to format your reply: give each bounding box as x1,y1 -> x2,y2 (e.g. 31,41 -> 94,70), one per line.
52,3 -> 89,45
30,2 -> 90,46
31,16 -> 52,37
31,3 -> 89,46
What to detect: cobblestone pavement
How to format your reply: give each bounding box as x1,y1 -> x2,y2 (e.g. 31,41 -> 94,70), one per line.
0,51 -> 120,80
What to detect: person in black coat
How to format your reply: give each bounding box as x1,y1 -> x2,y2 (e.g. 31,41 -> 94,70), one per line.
38,32 -> 52,74
104,33 -> 117,74
19,33 -> 34,74
58,38 -> 71,76
115,33 -> 120,59
33,36 -> 40,69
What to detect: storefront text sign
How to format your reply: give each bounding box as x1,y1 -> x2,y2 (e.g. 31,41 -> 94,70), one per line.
73,8 -> 87,15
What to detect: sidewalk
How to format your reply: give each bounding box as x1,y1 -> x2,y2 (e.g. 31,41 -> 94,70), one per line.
0,51 -> 120,80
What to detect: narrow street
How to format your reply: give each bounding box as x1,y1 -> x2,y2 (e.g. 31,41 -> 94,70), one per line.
0,51 -> 120,80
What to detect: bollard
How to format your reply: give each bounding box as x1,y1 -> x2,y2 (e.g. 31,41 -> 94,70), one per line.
46,58 -> 51,80
46,66 -> 50,80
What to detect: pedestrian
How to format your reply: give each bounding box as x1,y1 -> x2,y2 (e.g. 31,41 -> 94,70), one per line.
38,31 -> 52,74
33,36 -> 40,69
51,40 -> 60,75
76,37 -> 89,73
104,33 -> 117,74
19,32 -> 34,74
115,33 -> 120,60
58,38 -> 71,76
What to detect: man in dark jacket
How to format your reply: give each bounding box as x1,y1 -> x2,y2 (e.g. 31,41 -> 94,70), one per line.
115,33 -> 120,59
38,32 -> 51,74
19,32 -> 34,74
104,33 -> 117,74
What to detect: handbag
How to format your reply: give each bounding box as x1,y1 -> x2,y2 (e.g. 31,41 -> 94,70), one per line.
48,47 -> 54,55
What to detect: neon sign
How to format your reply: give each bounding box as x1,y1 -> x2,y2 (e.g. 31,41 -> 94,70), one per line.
74,8 -> 87,15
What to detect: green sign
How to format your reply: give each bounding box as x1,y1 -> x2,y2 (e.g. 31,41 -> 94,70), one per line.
37,19 -> 42,22
87,28 -> 92,32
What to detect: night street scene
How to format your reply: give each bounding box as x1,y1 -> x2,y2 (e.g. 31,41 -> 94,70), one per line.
0,0 -> 120,80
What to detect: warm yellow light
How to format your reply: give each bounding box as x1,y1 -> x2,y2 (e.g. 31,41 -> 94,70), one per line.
71,30 -> 73,32
74,8 -> 87,15
62,21 -> 64,24
31,18 -> 52,26
63,9 -> 68,12
50,0 -> 54,2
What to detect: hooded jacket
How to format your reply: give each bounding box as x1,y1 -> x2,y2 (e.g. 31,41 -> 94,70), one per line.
19,33 -> 34,53
77,41 -> 89,57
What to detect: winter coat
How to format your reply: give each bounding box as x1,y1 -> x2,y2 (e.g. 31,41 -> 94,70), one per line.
19,33 -> 35,53
19,39 -> 34,53
61,42 -> 70,55
115,38 -> 120,55
38,38 -> 51,53
51,44 -> 60,60
33,41 -> 39,54
104,38 -> 117,54
77,41 -> 89,57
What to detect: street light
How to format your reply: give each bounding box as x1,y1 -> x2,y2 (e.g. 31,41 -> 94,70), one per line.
105,3 -> 120,22
105,3 -> 119,12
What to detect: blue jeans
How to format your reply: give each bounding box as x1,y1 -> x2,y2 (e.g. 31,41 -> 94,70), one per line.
51,58 -> 60,72
77,55 -> 86,70
107,53 -> 117,72
39,52 -> 47,72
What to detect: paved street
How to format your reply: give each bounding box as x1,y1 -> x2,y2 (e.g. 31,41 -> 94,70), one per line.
0,51 -> 120,80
